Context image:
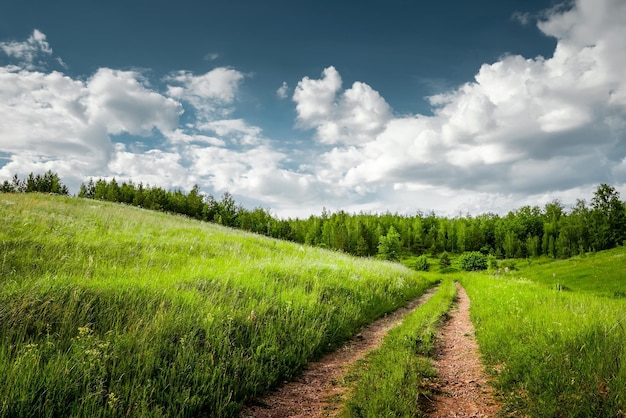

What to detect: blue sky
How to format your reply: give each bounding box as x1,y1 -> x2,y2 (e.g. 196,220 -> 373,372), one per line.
1,0 -> 626,217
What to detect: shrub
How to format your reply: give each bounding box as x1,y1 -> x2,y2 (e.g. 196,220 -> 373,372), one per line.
413,255 -> 430,271
458,251 -> 488,271
439,252 -> 451,270
499,259 -> 517,271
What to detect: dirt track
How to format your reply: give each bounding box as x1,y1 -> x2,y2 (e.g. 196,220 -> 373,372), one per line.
425,283 -> 501,417
241,287 -> 438,418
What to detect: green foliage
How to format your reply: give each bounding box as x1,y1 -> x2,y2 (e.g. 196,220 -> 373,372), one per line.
377,226 -> 401,261
413,254 -> 430,271
439,252 -> 451,270
458,251 -> 488,271
461,271 -> 626,417
0,194 -> 434,417
342,279 -> 456,417
2,171 -> 69,195
590,184 -> 626,250
8,173 -> 626,265
498,259 -> 517,271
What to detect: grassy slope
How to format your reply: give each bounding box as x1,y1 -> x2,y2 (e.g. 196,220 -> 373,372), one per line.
507,248 -> 626,298
0,194 -> 435,417
458,248 -> 626,417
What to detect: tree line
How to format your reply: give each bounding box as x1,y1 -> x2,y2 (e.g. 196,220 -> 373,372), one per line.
3,172 -> 626,261
1,171 -> 69,195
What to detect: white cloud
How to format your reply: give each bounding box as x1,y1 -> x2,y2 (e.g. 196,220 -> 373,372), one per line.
293,66 -> 342,128
166,68 -> 245,117
3,0 -> 626,220
166,129 -> 226,146
0,33 -> 186,189
86,68 -> 182,136
276,81 -> 289,99
0,29 -> 52,69
293,66 -> 392,145
107,143 -> 190,189
296,0 -> 626,210
198,119 -> 265,145
511,11 -> 532,26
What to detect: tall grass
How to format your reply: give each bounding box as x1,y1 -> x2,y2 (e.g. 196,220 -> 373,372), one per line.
461,273 -> 626,417
507,248 -> 626,298
341,278 -> 457,417
0,194 -> 434,417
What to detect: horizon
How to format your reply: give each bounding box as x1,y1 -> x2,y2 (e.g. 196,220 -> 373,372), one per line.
1,0 -> 626,218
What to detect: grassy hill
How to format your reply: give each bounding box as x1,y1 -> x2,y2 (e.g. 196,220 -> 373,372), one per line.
501,248 -> 626,298
0,193 -> 434,417
455,249 -> 626,417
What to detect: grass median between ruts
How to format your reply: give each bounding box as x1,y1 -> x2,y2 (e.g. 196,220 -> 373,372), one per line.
340,278 -> 456,417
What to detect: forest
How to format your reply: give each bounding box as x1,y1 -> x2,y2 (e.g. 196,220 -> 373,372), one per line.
3,171 -> 626,262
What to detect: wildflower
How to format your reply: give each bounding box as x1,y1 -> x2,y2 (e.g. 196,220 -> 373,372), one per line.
248,310 -> 257,322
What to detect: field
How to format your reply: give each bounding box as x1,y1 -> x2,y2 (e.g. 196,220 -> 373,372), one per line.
457,251 -> 626,417
0,194 -> 434,417
2,193 -> 626,417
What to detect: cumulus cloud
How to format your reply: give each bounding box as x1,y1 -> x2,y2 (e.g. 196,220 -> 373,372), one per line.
166,67 -> 245,117
86,68 -> 182,136
0,32 -> 189,192
293,66 -> 392,145
198,119 -> 264,145
276,81 -> 289,99
3,0 -> 626,219
107,143 -> 190,189
0,29 -> 52,69
0,66 -> 182,166
0,31 -> 306,210
297,0 -> 626,213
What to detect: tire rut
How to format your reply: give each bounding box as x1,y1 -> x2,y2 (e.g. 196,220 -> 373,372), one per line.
241,286 -> 439,418
424,283 -> 501,418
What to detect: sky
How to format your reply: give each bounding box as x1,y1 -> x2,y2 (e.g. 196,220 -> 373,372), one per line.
1,0 -> 626,218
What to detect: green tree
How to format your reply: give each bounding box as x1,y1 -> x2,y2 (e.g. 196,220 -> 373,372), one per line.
413,255 -> 430,271
590,184 -> 626,250
439,252 -> 451,269
378,226 -> 401,261
458,251 -> 488,271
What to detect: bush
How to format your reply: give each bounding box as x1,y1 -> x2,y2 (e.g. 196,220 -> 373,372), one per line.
439,252 -> 451,270
413,255 -> 430,271
498,259 -> 517,271
458,251 -> 488,271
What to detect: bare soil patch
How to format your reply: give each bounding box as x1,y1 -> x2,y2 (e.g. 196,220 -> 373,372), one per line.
241,287 -> 438,418
425,283 -> 501,418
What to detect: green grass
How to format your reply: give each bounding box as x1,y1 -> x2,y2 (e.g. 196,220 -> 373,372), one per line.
341,278 -> 457,417
0,194 -> 435,417
460,270 -> 626,417
500,248 -> 626,298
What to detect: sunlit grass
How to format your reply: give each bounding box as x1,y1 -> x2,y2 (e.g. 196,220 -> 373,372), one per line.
501,248 -> 626,298
0,193 -> 434,417
460,269 -> 626,417
341,278 -> 456,417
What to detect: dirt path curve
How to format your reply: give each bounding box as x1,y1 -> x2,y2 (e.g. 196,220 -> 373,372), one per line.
241,286 -> 439,418
425,283 -> 501,418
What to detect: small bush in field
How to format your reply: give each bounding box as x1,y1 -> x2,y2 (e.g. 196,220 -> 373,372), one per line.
458,251 -> 488,271
439,252 -> 451,270
413,255 -> 430,271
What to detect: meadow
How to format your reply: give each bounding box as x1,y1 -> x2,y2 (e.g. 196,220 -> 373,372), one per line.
0,193 -> 434,417
3,192 -> 626,417
457,251 -> 626,417
341,278 -> 456,417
